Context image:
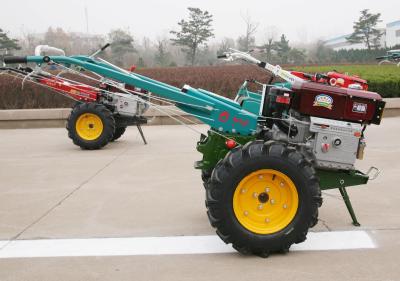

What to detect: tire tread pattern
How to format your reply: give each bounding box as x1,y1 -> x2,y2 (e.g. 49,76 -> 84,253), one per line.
111,126 -> 127,142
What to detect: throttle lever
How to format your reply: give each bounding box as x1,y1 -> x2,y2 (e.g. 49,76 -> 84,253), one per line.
90,43 -> 111,58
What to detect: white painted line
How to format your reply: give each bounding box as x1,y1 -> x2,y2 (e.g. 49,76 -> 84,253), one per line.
292,230 -> 375,251
0,241 -> 9,249
0,231 -> 375,259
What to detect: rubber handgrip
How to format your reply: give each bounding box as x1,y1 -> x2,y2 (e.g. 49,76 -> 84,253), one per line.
3,56 -> 27,64
217,54 -> 227,59
101,43 -> 111,51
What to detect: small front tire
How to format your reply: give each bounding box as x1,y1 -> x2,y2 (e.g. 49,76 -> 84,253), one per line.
67,103 -> 115,150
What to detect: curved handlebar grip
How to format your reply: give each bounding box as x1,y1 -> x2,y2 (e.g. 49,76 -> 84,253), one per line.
3,56 -> 27,64
217,54 -> 228,59
101,43 -> 111,51
34,45 -> 65,56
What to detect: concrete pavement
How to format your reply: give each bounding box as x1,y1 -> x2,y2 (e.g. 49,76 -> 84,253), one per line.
0,119 -> 399,280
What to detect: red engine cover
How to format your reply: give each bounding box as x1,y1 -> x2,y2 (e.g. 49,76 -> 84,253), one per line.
291,81 -> 384,124
327,71 -> 368,90
290,71 -> 368,90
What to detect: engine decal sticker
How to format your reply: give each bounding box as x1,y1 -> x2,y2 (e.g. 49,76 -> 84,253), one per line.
313,94 -> 333,110
232,116 -> 249,127
218,111 -> 230,122
352,102 -> 368,114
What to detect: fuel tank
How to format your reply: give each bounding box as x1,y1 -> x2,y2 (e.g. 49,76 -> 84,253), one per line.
327,71 -> 368,90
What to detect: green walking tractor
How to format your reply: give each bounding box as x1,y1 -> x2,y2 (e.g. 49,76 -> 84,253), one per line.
1,45 -> 385,257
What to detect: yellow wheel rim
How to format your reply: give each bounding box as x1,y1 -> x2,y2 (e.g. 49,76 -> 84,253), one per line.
75,113 -> 103,141
233,169 -> 299,234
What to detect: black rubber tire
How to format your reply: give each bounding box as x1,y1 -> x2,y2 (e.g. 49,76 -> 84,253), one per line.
111,126 -> 127,142
201,169 -> 213,189
66,103 -> 115,150
206,140 -> 322,257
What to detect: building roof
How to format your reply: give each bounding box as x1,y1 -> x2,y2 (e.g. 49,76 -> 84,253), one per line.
323,34 -> 351,44
387,20 -> 400,28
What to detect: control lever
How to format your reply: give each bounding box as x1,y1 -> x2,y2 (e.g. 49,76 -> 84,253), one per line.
90,43 -> 111,58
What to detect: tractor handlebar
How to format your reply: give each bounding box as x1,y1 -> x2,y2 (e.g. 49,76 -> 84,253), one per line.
221,49 -> 261,64
34,45 -> 65,56
218,48 -> 302,85
3,56 -> 28,64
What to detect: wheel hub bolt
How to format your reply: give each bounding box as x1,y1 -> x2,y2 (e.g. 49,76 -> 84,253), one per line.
280,182 -> 285,187
241,188 -> 247,193
244,211 -> 249,216
258,204 -> 264,210
270,199 -> 276,205
283,204 -> 288,209
253,192 -> 258,198
265,187 -> 270,193
265,218 -> 270,223
258,175 -> 263,179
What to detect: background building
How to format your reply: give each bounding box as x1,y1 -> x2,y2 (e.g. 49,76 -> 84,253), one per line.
385,20 -> 400,48
323,35 -> 367,50
324,20 -> 400,50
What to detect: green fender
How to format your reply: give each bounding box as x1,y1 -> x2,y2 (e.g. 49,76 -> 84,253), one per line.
195,130 -> 369,189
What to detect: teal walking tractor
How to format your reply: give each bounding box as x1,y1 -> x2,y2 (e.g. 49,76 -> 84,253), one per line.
1,46 -> 385,257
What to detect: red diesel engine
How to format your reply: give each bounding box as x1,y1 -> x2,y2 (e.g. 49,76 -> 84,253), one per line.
290,81 -> 385,125
260,80 -> 385,171
263,81 -> 385,125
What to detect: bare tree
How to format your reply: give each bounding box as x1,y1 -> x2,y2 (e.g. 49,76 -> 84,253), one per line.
19,27 -> 39,54
262,26 -> 278,61
217,37 -> 235,55
43,27 -> 71,53
237,13 -> 259,51
154,38 -> 171,67
142,37 -> 151,50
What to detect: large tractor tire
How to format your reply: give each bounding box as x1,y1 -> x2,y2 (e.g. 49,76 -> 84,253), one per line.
206,140 -> 322,257
111,126 -> 127,142
201,169 -> 212,189
67,103 -> 115,150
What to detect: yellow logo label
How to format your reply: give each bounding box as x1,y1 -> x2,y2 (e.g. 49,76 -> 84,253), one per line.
313,94 -> 333,110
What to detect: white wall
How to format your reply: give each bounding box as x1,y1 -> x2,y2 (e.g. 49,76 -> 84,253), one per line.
386,21 -> 400,47
324,36 -> 367,51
